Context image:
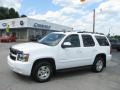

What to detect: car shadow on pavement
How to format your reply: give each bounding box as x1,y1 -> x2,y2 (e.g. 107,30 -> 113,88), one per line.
10,67 -> 92,83
11,72 -> 34,83
53,67 -> 92,80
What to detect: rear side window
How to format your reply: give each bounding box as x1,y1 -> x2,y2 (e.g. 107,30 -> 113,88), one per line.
95,36 -> 109,46
82,34 -> 95,47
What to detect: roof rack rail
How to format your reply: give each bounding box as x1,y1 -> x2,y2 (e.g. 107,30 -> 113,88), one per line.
60,30 -> 72,33
77,31 -> 104,35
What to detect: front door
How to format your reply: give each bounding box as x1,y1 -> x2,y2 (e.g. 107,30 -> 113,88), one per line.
57,34 -> 85,69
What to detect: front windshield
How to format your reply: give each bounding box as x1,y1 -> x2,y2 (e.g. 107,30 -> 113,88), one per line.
38,33 -> 65,46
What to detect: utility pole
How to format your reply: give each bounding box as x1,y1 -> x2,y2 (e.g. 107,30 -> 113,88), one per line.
108,28 -> 111,37
93,9 -> 96,33
80,0 -> 96,33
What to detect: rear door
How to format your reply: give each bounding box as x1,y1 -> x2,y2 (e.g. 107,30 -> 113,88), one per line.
80,34 -> 96,65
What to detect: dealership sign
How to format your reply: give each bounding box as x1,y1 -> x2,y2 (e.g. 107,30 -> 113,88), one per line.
34,23 -> 51,29
2,23 -> 7,27
1,20 -> 24,29
0,18 -> 72,31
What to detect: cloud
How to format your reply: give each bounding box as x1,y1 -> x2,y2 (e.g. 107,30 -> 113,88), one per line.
28,0 -> 120,35
95,0 -> 120,35
52,0 -> 103,7
0,0 -> 21,11
29,0 -> 102,30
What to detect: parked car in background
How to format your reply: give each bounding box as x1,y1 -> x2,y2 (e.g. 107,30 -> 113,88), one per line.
29,35 -> 36,41
109,39 -> 120,51
0,35 -> 16,42
30,35 -> 42,41
36,35 -> 42,41
0,36 -> 2,42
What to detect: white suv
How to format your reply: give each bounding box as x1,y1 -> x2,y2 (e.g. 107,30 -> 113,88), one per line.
8,32 -> 112,82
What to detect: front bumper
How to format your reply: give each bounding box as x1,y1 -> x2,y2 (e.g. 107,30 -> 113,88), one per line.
7,56 -> 32,76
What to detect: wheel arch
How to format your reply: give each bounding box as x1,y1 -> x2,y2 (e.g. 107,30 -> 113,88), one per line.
94,53 -> 106,67
31,58 -> 56,75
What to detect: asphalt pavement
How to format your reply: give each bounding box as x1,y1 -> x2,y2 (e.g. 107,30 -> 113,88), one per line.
0,42 -> 120,90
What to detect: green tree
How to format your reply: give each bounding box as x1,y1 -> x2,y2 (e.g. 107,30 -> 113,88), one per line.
0,7 -> 9,20
0,7 -> 27,20
21,14 -> 27,17
15,11 -> 19,18
9,8 -> 19,18
114,35 -> 120,40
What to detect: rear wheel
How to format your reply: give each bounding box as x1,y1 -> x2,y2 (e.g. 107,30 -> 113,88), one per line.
92,56 -> 104,72
117,48 -> 120,51
31,62 -> 53,82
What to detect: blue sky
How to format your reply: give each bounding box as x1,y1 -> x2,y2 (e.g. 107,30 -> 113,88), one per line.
20,0 -> 103,15
20,0 -> 60,15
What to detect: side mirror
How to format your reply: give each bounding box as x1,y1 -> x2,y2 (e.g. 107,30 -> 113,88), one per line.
62,42 -> 72,48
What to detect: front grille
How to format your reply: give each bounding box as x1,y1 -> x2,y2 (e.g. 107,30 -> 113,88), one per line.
9,47 -> 23,61
10,54 -> 16,61
9,47 -> 19,61
10,47 -> 18,55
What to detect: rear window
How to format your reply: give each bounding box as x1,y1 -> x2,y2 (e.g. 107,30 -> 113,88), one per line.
95,36 -> 109,46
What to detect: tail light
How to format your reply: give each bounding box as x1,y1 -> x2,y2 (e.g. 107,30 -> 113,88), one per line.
110,46 -> 112,54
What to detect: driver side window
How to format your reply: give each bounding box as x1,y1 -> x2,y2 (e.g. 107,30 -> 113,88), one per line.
63,34 -> 80,47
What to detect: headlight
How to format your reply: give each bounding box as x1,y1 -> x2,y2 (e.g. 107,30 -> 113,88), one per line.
17,52 -> 29,62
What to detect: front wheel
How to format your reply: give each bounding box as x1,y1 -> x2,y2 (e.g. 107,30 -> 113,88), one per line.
92,56 -> 104,72
31,62 -> 53,82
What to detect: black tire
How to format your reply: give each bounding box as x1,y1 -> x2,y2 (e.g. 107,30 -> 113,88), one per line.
117,48 -> 120,51
31,62 -> 53,82
92,56 -> 104,73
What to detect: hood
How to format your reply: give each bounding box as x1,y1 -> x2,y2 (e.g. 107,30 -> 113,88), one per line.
12,42 -> 50,53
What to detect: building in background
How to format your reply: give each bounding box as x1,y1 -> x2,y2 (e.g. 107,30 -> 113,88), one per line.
0,18 -> 72,41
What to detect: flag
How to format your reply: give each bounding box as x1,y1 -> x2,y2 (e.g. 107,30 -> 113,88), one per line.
6,24 -> 10,33
80,0 -> 86,2
80,0 -> 87,4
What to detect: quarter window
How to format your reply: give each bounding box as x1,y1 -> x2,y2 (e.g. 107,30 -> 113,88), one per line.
95,36 -> 109,46
82,35 -> 95,47
63,34 -> 80,47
